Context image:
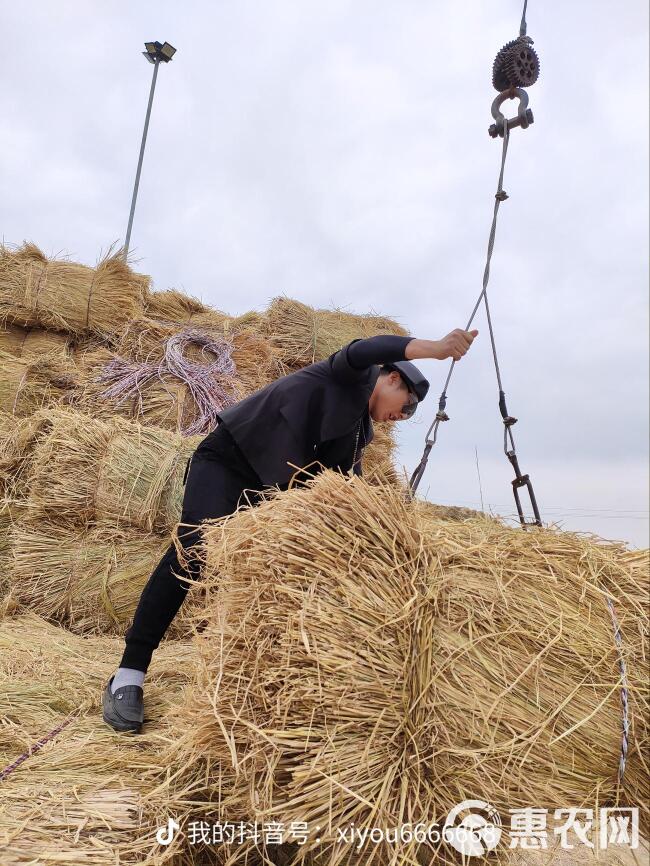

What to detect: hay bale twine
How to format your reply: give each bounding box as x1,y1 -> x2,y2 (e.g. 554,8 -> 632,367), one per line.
161,470 -> 648,866
114,316 -> 280,391
67,346 -> 221,434
67,323 -> 279,434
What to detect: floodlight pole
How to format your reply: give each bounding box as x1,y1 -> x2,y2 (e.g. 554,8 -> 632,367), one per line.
123,58 -> 160,259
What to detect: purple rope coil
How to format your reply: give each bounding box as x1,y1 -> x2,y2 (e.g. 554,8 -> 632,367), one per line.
96,328 -> 239,436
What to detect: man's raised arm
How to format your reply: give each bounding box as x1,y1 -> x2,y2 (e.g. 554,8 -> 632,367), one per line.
330,329 -> 479,384
330,335 -> 415,384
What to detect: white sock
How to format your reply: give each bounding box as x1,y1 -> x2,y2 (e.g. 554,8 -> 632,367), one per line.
111,667 -> 146,694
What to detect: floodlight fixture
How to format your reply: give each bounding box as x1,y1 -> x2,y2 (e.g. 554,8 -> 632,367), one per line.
142,40 -> 176,64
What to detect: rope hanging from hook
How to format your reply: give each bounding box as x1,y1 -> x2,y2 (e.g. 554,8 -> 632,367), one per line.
408,1 -> 541,530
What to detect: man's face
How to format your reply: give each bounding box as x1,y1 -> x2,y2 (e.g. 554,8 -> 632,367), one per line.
369,371 -> 417,422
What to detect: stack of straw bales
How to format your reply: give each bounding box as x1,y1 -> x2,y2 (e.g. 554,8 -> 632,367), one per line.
1,406 -> 202,635
0,243 -> 403,484
0,243 -> 407,651
155,470 -> 648,866
0,242 -> 151,419
9,242 -> 644,865
1,609 -> 643,866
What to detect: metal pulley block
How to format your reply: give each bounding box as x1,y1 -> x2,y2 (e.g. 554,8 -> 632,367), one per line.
492,35 -> 540,91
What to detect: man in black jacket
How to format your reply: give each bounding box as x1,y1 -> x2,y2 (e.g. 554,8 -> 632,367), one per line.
102,326 -> 478,733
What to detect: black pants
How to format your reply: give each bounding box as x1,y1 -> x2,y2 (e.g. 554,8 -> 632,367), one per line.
119,423 -> 267,673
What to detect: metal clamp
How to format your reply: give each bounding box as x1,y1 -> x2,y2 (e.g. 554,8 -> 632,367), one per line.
507,450 -> 542,528
489,87 -> 534,138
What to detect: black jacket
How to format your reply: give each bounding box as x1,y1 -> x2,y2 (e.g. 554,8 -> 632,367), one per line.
214,334 -> 414,487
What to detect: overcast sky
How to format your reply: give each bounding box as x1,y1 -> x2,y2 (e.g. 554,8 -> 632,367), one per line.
1,1 -> 648,548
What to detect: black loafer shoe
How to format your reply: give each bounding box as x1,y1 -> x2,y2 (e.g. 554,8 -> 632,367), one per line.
102,675 -> 144,733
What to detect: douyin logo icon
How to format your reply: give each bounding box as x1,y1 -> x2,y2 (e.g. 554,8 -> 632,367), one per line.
156,817 -> 180,846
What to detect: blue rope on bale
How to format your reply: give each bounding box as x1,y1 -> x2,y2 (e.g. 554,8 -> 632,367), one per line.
96,328 -> 239,436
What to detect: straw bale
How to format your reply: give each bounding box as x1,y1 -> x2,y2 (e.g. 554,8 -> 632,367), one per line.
0,242 -> 148,338
262,295 -> 410,367
0,322 -> 71,358
2,519 -> 201,637
2,406 -> 201,533
159,470 -> 648,865
0,613 -> 202,865
144,286 -> 228,327
0,347 -> 79,416
0,411 -> 54,504
417,498 -> 499,522
144,286 -> 267,335
0,608 -> 644,865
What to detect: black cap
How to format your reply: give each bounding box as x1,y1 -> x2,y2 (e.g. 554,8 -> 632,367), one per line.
382,360 -> 430,402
